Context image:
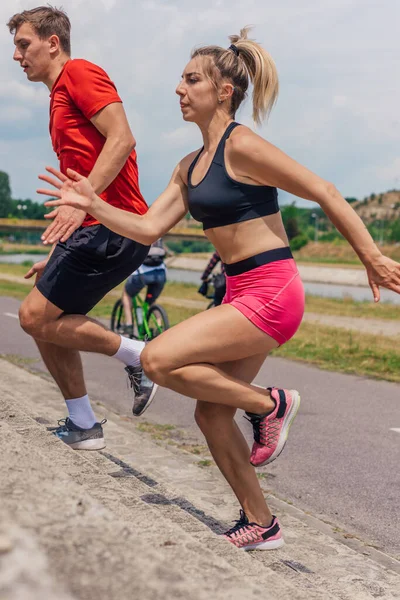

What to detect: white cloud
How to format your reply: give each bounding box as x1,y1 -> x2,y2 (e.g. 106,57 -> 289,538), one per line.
0,0 -> 400,207
0,105 -> 32,122
161,126 -> 201,150
0,79 -> 48,104
375,157 -> 400,185
333,96 -> 347,108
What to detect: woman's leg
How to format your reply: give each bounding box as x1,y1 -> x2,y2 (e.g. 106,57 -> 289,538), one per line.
141,304 -> 279,414
195,352 -> 273,526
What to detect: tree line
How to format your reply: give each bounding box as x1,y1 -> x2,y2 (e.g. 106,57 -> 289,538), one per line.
1,169 -> 399,246
0,171 -> 48,220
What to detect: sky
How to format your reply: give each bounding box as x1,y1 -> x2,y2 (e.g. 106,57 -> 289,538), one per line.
0,0 -> 399,209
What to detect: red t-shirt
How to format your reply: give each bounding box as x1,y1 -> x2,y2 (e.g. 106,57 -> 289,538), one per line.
49,59 -> 148,227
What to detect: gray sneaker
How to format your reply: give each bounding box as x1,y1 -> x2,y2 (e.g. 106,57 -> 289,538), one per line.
54,418 -> 106,450
125,365 -> 158,416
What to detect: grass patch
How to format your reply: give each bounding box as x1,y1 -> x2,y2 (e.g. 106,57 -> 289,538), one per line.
275,321 -> 400,382
305,294 -> 400,320
0,279 -> 31,300
179,443 -> 209,455
295,256 -> 362,266
164,280 -> 202,302
293,241 -> 400,264
0,243 -> 50,256
160,303 -> 200,326
136,421 -> 176,441
197,459 -> 214,468
0,354 -> 39,368
0,264 -> 35,276
136,420 -> 211,459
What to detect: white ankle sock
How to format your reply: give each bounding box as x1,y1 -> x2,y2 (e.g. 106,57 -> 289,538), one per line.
113,335 -> 145,368
65,394 -> 97,429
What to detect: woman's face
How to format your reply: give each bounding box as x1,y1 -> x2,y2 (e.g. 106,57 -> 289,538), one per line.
175,57 -> 219,123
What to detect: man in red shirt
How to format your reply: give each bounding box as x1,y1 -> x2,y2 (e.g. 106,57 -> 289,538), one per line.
8,6 -> 157,449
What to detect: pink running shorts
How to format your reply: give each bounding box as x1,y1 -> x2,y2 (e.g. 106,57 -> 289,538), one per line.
222,256 -> 305,346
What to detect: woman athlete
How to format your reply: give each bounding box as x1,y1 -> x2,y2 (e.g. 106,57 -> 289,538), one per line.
37,27 -> 400,551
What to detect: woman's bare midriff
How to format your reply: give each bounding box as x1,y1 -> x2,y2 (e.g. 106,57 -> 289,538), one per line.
205,212 -> 290,265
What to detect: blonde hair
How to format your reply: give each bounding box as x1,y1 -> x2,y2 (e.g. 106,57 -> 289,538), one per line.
7,5 -> 71,55
191,27 -> 278,125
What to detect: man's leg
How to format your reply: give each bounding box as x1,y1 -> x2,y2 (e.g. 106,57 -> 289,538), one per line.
20,286 -> 145,364
34,339 -> 101,442
24,228 -> 154,425
35,340 -> 86,398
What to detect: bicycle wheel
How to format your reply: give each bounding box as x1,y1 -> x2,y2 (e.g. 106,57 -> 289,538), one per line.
146,304 -> 170,338
110,299 -> 128,334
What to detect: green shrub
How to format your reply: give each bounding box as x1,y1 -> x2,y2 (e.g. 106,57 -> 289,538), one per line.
290,234 -> 309,251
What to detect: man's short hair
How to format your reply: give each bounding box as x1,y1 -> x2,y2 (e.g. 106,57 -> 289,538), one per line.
7,5 -> 71,55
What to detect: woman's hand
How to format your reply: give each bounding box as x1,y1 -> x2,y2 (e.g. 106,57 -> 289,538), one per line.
365,255 -> 400,302
37,166 -> 97,212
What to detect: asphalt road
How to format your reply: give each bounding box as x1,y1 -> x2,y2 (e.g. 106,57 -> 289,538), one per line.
1,295 -> 399,559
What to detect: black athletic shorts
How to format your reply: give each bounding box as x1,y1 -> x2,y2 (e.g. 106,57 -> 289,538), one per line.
36,224 -> 149,315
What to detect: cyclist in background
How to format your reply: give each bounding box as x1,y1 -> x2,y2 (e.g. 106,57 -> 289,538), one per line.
122,239 -> 167,336
198,251 -> 226,306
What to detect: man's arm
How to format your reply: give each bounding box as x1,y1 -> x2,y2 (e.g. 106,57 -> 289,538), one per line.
42,60 -> 135,245
42,102 -> 136,245
88,102 -> 135,194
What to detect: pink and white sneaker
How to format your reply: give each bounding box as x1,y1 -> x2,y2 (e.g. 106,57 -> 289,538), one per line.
223,510 -> 284,551
246,387 -> 301,467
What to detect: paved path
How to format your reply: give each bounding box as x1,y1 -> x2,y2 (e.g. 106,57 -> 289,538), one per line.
1,295 -> 400,559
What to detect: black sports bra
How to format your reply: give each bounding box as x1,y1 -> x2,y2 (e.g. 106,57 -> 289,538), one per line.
187,122 -> 279,230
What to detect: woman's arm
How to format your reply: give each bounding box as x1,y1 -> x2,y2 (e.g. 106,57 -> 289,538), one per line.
37,162 -> 189,246
229,129 -> 400,300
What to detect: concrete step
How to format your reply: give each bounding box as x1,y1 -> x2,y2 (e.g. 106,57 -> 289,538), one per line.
0,414 -> 295,600
1,360 -> 326,600
0,517 -> 76,600
1,358 -> 400,599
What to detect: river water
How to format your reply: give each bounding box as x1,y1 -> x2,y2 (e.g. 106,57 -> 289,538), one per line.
1,254 -> 399,305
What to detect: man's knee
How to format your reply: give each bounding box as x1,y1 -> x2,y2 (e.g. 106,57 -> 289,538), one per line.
19,299 -> 47,338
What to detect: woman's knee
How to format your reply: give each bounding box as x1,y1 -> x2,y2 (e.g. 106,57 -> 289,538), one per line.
140,342 -> 171,386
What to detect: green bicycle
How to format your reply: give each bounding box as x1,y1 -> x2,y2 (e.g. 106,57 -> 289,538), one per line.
110,292 -> 169,340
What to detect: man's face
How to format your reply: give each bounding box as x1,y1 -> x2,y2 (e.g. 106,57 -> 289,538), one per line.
13,22 -> 53,82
